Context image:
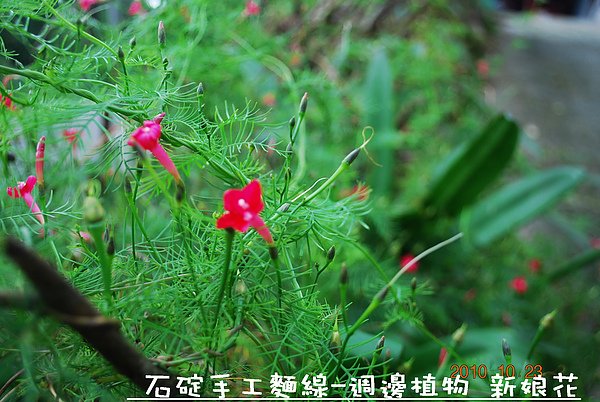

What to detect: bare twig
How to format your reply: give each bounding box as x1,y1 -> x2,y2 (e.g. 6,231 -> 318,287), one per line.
2,238 -> 189,397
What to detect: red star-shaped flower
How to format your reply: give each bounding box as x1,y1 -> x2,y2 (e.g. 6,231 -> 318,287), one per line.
216,179 -> 273,244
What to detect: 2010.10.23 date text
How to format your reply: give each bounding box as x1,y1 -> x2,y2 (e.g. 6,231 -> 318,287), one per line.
450,364 -> 543,379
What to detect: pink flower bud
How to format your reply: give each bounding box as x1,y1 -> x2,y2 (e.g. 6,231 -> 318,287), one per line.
36,136 -> 46,187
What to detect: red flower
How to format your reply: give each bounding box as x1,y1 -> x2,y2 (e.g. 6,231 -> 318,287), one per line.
528,259 -> 542,274
7,175 -> 45,237
128,0 -> 143,16
35,136 -> 46,188
79,0 -> 98,11
128,113 -> 182,184
79,231 -> 93,243
243,0 -> 260,16
477,59 -> 489,78
400,253 -> 419,273
341,184 -> 369,201
63,128 -> 79,145
0,93 -> 15,110
510,276 -> 528,294
438,347 -> 448,367
216,179 -> 273,244
262,92 -> 276,107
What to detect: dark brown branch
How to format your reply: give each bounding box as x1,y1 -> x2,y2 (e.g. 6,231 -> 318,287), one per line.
3,238 -> 189,397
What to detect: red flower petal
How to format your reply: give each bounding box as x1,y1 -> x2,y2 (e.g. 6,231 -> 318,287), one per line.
242,179 -> 264,213
216,212 -> 250,232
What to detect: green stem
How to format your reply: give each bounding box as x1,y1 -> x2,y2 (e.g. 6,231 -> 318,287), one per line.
88,222 -> 113,307
270,248 -> 283,317
42,0 -> 118,57
0,65 -> 143,122
212,230 -> 235,336
548,249 -> 600,282
527,310 -> 556,360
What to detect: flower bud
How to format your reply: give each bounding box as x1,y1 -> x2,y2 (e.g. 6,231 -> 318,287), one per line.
158,21 -> 166,49
502,338 -> 511,359
278,203 -> 290,213
83,196 -> 105,224
376,335 -> 385,351
197,82 -> 204,96
452,324 -> 467,345
343,148 -> 361,166
118,46 -> 125,63
410,277 -> 417,293
331,328 -> 341,347
540,310 -> 556,329
327,246 -> 336,262
289,116 -> 296,129
35,136 -> 46,188
129,36 -> 137,50
235,278 -> 248,295
299,92 -> 308,115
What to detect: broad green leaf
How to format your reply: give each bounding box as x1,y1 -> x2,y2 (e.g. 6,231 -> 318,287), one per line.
423,115 -> 519,217
463,167 -> 585,247
364,47 -> 395,196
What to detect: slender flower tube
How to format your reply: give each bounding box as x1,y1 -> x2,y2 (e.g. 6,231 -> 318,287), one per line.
36,136 -> 46,188
216,179 -> 273,245
127,113 -> 182,184
7,175 -> 45,236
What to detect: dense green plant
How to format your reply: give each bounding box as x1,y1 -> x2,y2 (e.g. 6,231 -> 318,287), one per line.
1,0 -> 598,400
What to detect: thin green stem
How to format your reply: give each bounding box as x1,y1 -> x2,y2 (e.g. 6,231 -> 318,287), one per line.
212,230 -> 235,336
88,222 -> 113,307
42,0 -> 118,57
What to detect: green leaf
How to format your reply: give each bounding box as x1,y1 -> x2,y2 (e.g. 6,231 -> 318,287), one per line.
548,248 -> 600,282
423,114 -> 520,217
463,167 -> 586,247
364,47 -> 395,196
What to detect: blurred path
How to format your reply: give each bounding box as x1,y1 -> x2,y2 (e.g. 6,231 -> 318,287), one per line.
490,12 -> 600,244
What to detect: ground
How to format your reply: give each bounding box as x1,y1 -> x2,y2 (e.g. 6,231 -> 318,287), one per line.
491,12 -> 600,247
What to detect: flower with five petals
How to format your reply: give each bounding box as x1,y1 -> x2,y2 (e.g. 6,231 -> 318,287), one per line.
216,179 -> 273,245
